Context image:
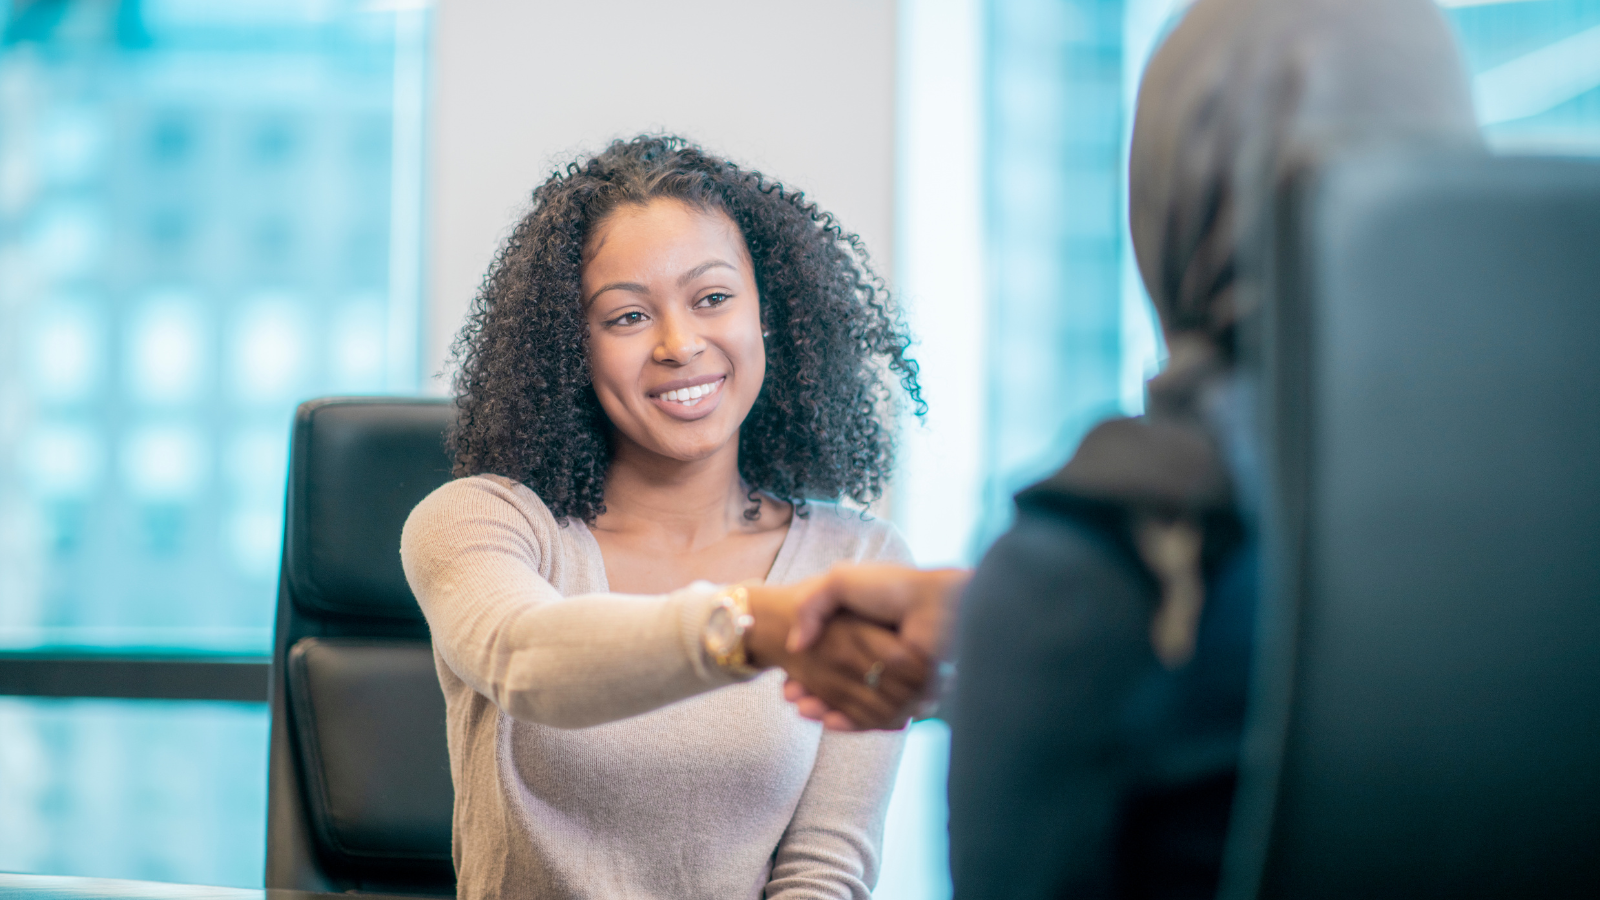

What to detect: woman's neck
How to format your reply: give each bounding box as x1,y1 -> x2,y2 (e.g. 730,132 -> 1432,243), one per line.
594,437 -> 763,550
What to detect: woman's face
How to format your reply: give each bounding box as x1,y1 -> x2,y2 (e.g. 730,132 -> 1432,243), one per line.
581,198 -> 766,465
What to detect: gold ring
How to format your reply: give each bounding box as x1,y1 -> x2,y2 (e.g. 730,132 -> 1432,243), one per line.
863,661 -> 885,689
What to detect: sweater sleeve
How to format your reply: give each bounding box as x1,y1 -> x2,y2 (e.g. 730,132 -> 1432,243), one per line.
399,476 -> 741,729
765,519 -> 916,899
765,729 -> 907,899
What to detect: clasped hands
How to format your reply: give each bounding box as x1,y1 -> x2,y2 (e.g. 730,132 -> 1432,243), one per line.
742,564 -> 969,731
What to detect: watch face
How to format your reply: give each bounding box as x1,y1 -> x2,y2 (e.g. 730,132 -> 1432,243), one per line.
705,605 -> 736,655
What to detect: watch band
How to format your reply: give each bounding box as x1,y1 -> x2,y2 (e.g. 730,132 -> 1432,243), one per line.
705,583 -> 759,676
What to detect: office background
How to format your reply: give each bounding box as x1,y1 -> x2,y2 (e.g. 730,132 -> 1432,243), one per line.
1,0 -> 1597,894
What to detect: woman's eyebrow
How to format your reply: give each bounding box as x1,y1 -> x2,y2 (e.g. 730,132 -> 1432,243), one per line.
679,259 -> 737,285
586,281 -> 649,306
586,260 -> 736,306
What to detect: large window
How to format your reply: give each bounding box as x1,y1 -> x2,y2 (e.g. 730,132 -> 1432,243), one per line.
894,0 -> 1600,572
0,0 -> 425,887
0,0 -> 425,656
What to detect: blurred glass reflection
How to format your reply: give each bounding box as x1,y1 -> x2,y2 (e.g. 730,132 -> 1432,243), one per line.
1445,0 -> 1600,154
0,0 -> 426,654
957,0 -> 1600,554
0,698 -> 269,888
877,719 -> 954,900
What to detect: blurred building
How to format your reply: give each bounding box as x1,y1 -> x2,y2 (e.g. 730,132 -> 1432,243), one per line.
0,0 -> 422,886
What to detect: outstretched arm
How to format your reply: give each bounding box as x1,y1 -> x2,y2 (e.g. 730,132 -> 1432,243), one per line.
404,477 -> 932,729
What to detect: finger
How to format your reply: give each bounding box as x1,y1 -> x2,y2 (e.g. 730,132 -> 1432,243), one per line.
782,678 -> 809,703
807,619 -> 925,722
793,660 -> 902,729
822,710 -> 863,732
848,626 -> 932,705
823,706 -> 907,732
794,696 -> 832,721
786,575 -> 843,653
789,615 -> 919,727
784,679 -> 841,722
829,675 -> 907,729
816,618 -> 928,713
782,675 -> 836,722
790,563 -> 920,653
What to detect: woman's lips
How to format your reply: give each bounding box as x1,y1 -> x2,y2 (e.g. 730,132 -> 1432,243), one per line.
649,375 -> 726,420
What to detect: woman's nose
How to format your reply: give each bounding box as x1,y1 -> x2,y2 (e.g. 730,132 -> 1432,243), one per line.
652,312 -> 705,365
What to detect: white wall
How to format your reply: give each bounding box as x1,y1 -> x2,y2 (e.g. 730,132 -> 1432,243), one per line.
891,0 -> 986,568
425,0 -> 897,390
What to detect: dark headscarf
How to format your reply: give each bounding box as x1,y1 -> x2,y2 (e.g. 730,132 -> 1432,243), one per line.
1022,0 -> 1482,665
1131,0 -> 1481,354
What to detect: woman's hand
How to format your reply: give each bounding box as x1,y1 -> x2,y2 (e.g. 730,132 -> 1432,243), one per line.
745,582 -> 932,730
787,564 -> 970,662
774,564 -> 970,730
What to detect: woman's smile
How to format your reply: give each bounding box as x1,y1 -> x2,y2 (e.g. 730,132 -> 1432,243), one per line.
649,374 -> 727,418
646,369 -> 729,416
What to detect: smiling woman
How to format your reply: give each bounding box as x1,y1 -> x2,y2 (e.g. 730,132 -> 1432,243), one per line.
449,136 -> 922,523
399,135 -> 931,900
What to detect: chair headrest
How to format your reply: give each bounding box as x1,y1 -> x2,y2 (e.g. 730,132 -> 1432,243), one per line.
285,398 -> 455,621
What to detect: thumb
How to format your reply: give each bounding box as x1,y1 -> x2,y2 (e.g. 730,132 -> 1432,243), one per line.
785,578 -> 841,653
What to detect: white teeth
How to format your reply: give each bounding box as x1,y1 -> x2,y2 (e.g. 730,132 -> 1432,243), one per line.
659,379 -> 721,405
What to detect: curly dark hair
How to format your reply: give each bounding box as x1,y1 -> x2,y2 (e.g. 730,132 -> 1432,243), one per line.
448,134 -> 924,523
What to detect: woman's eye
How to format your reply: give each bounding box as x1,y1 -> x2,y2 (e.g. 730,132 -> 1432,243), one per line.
606,311 -> 646,327
696,292 -> 731,308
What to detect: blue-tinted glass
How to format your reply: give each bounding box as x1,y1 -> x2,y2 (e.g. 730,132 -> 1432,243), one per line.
1445,0 -> 1600,154
0,0 -> 427,654
877,719 -> 953,900
982,0 -> 1131,546
0,698 -> 269,887
977,0 -> 1600,551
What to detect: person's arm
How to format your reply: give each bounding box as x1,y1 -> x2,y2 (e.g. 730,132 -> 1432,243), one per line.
401,477 -> 927,729
947,507 -> 1157,900
763,728 -> 907,900
400,477 -> 746,728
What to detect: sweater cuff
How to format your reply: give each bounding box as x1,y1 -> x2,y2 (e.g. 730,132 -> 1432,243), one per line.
675,580 -> 761,687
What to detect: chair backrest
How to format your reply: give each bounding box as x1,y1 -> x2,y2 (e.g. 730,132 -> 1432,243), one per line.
1223,152 -> 1600,900
267,397 -> 458,895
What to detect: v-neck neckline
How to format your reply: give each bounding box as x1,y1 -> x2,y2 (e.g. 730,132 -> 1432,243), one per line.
570,508 -> 807,594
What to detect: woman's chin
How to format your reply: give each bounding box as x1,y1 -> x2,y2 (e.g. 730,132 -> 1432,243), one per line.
655,437 -> 736,465
625,422 -> 739,466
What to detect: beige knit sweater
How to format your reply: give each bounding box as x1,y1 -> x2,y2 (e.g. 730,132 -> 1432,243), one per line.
399,474 -> 911,900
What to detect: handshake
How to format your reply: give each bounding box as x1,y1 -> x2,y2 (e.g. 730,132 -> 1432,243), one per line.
740,564 -> 971,731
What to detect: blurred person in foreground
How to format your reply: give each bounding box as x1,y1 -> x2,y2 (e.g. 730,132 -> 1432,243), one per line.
786,0 -> 1481,895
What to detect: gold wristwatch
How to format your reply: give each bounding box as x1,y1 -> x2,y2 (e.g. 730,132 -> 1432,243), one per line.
703,584 -> 759,676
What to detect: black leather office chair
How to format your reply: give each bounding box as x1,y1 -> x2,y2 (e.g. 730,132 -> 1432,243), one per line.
1223,153 -> 1600,899
266,397 -> 458,896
